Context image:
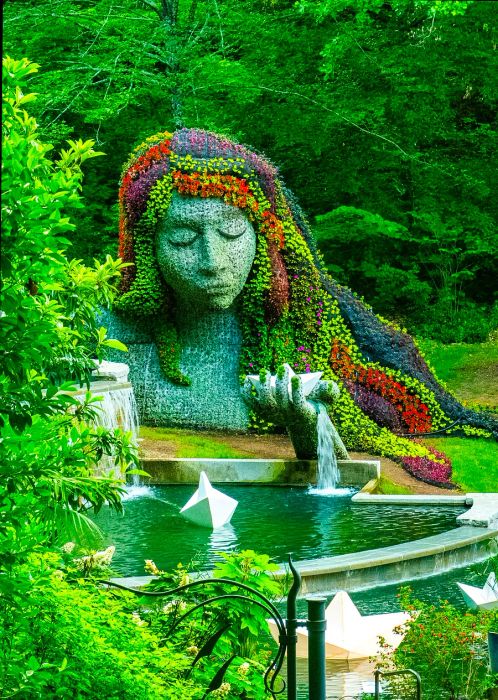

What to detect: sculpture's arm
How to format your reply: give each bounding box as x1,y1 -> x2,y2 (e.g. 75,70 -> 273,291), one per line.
241,364 -> 349,460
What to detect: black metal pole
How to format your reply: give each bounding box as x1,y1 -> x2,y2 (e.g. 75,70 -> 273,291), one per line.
489,632 -> 498,674
306,597 -> 327,700
286,556 -> 301,700
374,669 -> 381,699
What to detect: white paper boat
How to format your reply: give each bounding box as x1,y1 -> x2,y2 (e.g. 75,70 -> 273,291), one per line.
457,572 -> 498,611
180,472 -> 238,529
268,590 -> 410,660
247,363 -> 322,401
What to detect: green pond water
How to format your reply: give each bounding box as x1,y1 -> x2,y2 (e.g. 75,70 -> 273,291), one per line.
93,485 -> 488,700
94,484 -> 466,578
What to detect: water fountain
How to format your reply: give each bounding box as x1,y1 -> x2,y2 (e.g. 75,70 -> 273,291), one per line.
71,361 -> 144,489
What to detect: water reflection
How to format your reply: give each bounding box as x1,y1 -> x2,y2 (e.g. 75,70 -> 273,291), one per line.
294,658 -> 375,699
93,485 -> 465,578
208,522 -> 238,556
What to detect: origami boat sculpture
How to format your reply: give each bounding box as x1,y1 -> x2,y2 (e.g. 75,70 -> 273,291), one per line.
457,572 -> 498,611
268,590 -> 410,660
180,471 -> 238,529
247,363 -> 322,401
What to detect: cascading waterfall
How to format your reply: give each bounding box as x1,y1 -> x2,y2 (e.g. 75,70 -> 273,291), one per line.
93,385 -> 139,442
91,384 -> 140,482
316,402 -> 341,490
72,380 -> 144,488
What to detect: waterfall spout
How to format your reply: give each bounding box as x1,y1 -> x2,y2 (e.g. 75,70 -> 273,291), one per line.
92,385 -> 139,443
316,402 -> 341,490
72,378 -> 140,481
309,402 -> 352,496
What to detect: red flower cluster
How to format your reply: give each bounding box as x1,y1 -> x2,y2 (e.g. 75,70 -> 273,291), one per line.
122,139 -> 172,190
171,171 -> 285,248
118,137 -> 172,274
331,340 -> 432,433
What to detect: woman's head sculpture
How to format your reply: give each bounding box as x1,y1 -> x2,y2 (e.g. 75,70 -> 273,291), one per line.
117,129 -> 305,320
158,193 -> 257,310
115,127 -> 496,455
116,128 -> 324,386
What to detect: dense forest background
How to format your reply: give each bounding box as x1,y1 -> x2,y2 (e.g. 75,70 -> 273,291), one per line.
4,0 -> 497,342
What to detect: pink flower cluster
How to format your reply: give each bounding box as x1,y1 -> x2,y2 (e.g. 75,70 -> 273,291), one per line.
401,447 -> 454,488
296,345 -> 311,372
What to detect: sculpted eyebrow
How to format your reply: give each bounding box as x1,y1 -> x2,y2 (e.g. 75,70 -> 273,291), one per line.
166,217 -> 200,228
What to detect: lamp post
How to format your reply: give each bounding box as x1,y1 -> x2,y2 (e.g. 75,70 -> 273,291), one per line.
306,596 -> 327,700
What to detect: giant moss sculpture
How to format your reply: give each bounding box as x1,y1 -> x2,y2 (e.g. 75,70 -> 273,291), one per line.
113,128 -> 496,484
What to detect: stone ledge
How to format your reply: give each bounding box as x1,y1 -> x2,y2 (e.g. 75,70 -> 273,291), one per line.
109,526 -> 498,596
352,493 -> 468,506
352,492 -> 498,530
140,458 -> 380,487
457,493 -> 498,528
281,525 -> 498,595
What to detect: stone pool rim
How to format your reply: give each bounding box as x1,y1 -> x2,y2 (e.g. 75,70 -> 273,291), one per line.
111,515 -> 498,596
138,457 -> 380,487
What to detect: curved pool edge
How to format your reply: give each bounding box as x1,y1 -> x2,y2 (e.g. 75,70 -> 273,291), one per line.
282,524 -> 498,595
110,525 -> 498,596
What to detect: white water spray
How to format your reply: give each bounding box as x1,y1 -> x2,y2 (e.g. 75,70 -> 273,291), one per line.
316,402 -> 340,489
309,403 -> 352,496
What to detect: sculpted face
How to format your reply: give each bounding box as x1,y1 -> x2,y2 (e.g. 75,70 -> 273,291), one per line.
156,193 -> 256,309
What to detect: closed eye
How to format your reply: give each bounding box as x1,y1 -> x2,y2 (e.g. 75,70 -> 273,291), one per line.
219,222 -> 249,239
167,227 -> 199,246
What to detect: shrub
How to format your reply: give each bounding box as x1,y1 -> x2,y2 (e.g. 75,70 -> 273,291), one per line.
401,445 -> 454,488
0,551 -> 202,699
377,587 -> 498,700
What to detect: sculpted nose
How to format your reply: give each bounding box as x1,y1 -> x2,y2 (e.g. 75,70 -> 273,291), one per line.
198,229 -> 227,275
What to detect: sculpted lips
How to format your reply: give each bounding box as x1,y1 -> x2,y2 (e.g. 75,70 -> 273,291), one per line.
202,284 -> 232,293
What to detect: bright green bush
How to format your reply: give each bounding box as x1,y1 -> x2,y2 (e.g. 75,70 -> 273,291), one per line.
141,550 -> 286,699
0,551 -> 202,699
0,56 -> 145,697
1,55 -> 137,553
378,587 -> 498,700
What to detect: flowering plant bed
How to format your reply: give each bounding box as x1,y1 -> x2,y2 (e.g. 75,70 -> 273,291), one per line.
401,445 -> 454,489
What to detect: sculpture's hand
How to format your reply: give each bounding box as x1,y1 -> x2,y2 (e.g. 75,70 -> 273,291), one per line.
241,364 -> 347,459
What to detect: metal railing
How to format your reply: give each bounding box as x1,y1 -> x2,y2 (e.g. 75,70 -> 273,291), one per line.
374,668 -> 422,700
102,556 -> 422,699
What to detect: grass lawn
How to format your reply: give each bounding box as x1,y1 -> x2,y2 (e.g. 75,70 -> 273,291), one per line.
417,339 -> 498,409
423,436 -> 498,492
373,476 -> 412,495
139,426 -> 252,458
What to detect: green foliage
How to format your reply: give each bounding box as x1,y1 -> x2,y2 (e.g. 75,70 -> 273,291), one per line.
0,551 -> 202,699
142,550 -> 285,699
378,587 -> 498,700
1,56 -> 146,695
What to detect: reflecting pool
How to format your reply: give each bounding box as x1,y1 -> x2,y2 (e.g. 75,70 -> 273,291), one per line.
93,485 -> 465,577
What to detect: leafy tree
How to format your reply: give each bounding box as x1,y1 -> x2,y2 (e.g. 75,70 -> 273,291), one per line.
1,55 -> 136,554
3,0 -> 497,342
